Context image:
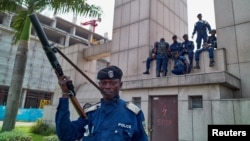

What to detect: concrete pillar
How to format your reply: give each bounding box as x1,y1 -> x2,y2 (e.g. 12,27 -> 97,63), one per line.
2,14 -> 12,27
70,26 -> 76,35
65,35 -> 70,46
214,0 -> 250,97
50,20 -> 56,28
59,36 -> 65,45
20,89 -> 27,108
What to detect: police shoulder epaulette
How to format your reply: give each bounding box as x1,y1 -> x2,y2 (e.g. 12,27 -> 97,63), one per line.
85,104 -> 99,113
126,102 -> 141,115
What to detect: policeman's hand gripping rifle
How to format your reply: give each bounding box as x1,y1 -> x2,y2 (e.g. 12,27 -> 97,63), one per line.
29,14 -> 102,119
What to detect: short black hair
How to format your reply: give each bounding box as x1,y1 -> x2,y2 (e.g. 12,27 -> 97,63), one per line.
183,34 -> 188,38
172,35 -> 177,39
160,38 -> 165,42
210,29 -> 216,34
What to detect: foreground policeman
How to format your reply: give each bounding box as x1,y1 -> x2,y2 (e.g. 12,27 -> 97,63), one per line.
55,65 -> 149,141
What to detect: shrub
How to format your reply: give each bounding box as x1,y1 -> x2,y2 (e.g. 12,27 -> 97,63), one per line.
44,135 -> 59,141
0,130 -> 32,141
29,119 -> 56,136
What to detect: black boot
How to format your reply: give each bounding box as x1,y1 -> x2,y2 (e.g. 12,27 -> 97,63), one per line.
194,61 -> 200,69
143,70 -> 150,75
156,71 -> 160,77
209,59 -> 215,67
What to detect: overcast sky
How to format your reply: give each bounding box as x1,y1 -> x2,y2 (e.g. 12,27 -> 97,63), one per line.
44,0 -> 215,40
187,0 -> 216,38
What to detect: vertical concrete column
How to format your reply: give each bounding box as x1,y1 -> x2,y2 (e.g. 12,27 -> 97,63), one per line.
70,26 -> 76,35
2,14 -> 13,27
65,35 -> 70,46
214,0 -> 250,97
20,89 -> 27,108
59,36 -> 65,45
88,33 -> 94,43
50,20 -> 57,28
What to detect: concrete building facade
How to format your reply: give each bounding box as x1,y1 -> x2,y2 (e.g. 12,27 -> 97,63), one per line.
0,12 -> 108,108
1,0 -> 250,141
51,0 -> 249,140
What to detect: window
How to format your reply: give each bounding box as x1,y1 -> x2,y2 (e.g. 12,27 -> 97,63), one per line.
25,89 -> 53,108
189,96 -> 203,109
132,97 -> 141,108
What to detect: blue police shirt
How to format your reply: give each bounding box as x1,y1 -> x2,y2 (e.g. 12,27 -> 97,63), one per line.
174,56 -> 186,70
170,42 -> 182,53
207,35 -> 217,48
182,40 -> 194,52
56,96 -> 148,141
192,20 -> 211,36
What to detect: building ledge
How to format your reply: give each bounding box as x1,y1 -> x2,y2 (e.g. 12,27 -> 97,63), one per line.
83,41 -> 111,60
121,71 -> 240,90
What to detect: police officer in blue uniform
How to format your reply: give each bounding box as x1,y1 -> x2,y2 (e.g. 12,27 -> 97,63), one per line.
194,29 -> 217,69
156,38 -> 170,77
170,35 -> 183,57
55,66 -> 148,141
143,41 -> 158,75
192,13 -> 211,49
172,51 -> 190,75
181,34 -> 194,70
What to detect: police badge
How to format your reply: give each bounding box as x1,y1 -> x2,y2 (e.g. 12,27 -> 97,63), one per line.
108,70 -> 114,78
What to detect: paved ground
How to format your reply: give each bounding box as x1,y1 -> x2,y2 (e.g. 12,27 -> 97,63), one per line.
0,121 -> 35,126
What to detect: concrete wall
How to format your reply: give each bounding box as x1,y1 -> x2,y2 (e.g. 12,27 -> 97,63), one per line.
0,26 -> 57,92
179,98 -> 250,141
214,0 -> 250,97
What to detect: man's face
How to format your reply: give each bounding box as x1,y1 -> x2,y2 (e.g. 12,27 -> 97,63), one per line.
210,31 -> 216,36
172,37 -> 177,42
99,79 -> 122,101
183,36 -> 188,40
197,15 -> 202,20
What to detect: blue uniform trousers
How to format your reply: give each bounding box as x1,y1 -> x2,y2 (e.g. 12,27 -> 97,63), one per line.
172,67 -> 185,75
196,33 -> 208,49
146,57 -> 154,70
180,51 -> 194,66
195,47 -> 214,61
156,54 -> 168,77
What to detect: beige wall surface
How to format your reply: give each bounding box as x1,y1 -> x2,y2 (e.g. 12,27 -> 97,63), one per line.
214,0 -> 250,98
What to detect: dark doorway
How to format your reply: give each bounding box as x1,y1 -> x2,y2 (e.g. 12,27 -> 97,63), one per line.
150,95 -> 178,141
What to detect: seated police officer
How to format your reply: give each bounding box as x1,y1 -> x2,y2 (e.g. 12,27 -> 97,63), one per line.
143,41 -> 158,75
55,65 -> 148,141
194,29 -> 217,69
171,51 -> 190,75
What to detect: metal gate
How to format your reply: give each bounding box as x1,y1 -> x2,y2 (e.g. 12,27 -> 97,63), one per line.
150,95 -> 178,141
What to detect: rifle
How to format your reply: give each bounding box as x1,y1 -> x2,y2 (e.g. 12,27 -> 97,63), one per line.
29,14 -> 101,119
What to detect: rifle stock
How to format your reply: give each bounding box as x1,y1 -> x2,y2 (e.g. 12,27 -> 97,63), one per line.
29,13 -> 87,119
